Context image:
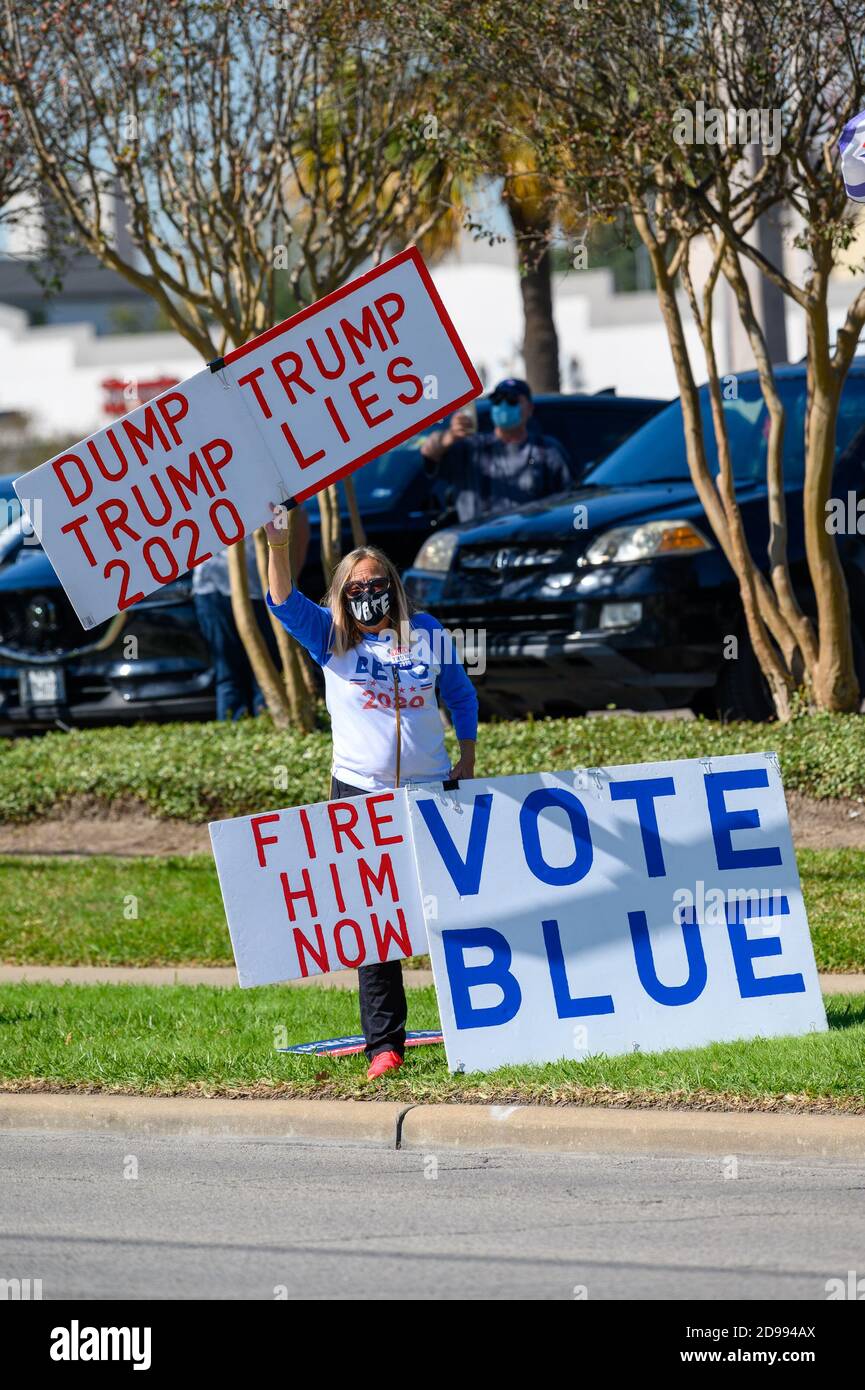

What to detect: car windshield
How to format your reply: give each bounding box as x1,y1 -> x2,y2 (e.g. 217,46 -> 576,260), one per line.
342,438 -> 431,506
307,420 -> 451,516
584,375 -> 865,487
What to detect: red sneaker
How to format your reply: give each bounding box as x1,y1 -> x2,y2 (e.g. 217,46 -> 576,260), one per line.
366,1050 -> 403,1080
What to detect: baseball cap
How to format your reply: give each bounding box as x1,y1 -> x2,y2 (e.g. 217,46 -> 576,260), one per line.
490,377 -> 532,403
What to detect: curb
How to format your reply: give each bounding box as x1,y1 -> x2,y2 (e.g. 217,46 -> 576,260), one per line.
821,973 -> 865,994
0,1093 -> 404,1144
2,1093 -> 864,1159
398,1103 -> 865,1159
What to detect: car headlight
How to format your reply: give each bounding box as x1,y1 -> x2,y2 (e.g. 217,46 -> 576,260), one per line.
583,520 -> 712,566
413,529 -> 458,573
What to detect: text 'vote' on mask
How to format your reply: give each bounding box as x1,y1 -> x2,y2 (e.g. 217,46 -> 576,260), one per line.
349,585 -> 392,625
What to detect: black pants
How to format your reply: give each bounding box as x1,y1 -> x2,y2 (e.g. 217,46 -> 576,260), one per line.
330,776 -> 407,1060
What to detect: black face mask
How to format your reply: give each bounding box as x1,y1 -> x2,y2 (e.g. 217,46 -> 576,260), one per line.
348,582 -> 392,627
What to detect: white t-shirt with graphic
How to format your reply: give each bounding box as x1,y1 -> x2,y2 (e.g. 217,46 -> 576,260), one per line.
267,587 -> 478,792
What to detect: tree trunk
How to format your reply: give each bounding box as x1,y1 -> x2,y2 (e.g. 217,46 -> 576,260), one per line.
343,475 -> 367,549
721,244 -> 815,678
252,526 -> 316,731
226,540 -> 292,729
635,208 -> 794,719
503,194 -> 560,392
724,147 -> 789,371
518,243 -> 560,393
318,482 -> 343,582
803,354 -> 859,711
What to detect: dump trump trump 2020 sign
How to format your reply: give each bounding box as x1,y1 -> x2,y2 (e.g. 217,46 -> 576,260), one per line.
407,753 -> 826,1073
16,247 -> 481,630
210,789 -> 427,986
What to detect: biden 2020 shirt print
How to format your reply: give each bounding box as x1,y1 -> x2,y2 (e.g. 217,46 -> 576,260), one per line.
267,586 -> 478,792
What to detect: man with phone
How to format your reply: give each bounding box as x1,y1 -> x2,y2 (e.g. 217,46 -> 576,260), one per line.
420,377 -> 574,524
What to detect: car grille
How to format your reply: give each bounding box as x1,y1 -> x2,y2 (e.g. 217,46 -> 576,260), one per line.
0,589 -> 99,656
433,601 -> 574,638
457,543 -> 566,573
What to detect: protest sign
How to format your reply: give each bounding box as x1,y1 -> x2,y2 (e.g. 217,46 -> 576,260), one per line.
15,247 -> 482,629
406,754 -> 827,1073
217,245 -> 480,501
209,788 -> 427,986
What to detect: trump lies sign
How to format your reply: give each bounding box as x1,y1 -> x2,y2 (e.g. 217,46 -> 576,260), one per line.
15,247 -> 481,630
408,754 -> 826,1073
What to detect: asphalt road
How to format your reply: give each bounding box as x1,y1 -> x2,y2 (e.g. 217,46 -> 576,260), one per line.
1,1130 -> 863,1300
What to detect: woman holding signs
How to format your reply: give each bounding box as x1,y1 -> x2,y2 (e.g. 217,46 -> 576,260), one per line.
266,503 -> 478,1079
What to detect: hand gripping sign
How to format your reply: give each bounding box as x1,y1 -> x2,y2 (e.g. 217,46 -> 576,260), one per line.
210,753 -> 826,1074
15,247 -> 482,630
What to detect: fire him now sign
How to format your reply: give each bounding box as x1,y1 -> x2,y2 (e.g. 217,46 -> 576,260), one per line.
209,789 -> 428,986
15,247 -> 482,629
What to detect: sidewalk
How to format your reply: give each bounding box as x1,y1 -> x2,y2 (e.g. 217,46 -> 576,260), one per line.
0,965 -> 862,993
0,965 -> 433,987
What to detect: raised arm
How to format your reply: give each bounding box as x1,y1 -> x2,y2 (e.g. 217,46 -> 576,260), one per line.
421,614 -> 478,779
265,503 -> 293,605
264,502 -> 333,666
419,413 -> 475,469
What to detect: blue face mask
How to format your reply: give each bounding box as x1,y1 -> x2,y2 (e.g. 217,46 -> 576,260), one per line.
491,400 -> 524,430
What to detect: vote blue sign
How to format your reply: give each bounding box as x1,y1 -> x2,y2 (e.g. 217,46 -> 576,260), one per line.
407,754 -> 826,1073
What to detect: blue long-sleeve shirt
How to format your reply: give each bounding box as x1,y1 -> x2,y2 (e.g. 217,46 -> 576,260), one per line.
267,586 -> 478,791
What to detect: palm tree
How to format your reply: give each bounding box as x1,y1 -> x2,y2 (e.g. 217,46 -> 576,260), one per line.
500,151 -> 562,392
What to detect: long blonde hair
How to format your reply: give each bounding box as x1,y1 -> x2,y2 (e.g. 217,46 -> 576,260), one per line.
323,545 -> 414,657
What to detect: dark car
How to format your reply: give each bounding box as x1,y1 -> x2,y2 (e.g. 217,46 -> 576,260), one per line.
0,476 -> 214,730
0,389 -> 664,730
403,364 -> 865,721
300,390 -> 667,595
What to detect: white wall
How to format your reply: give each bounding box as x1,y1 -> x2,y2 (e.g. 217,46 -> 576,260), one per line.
0,306 -> 201,439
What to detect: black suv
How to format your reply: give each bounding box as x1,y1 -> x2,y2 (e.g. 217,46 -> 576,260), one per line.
403,364 -> 865,720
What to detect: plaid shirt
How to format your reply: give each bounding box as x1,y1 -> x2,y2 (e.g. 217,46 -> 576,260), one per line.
432,432 -> 575,523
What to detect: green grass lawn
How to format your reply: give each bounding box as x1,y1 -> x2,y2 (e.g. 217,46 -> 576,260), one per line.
0,983 -> 862,1109
1,848 -> 863,972
0,855 -> 229,966
3,709 -> 865,822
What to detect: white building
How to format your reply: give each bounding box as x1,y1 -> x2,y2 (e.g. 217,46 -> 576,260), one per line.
1,233 -> 864,445
0,303 -> 200,441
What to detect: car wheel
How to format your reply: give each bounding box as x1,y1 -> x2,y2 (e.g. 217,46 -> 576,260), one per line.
853,620 -> 865,707
705,618 -> 865,722
706,626 -> 775,723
